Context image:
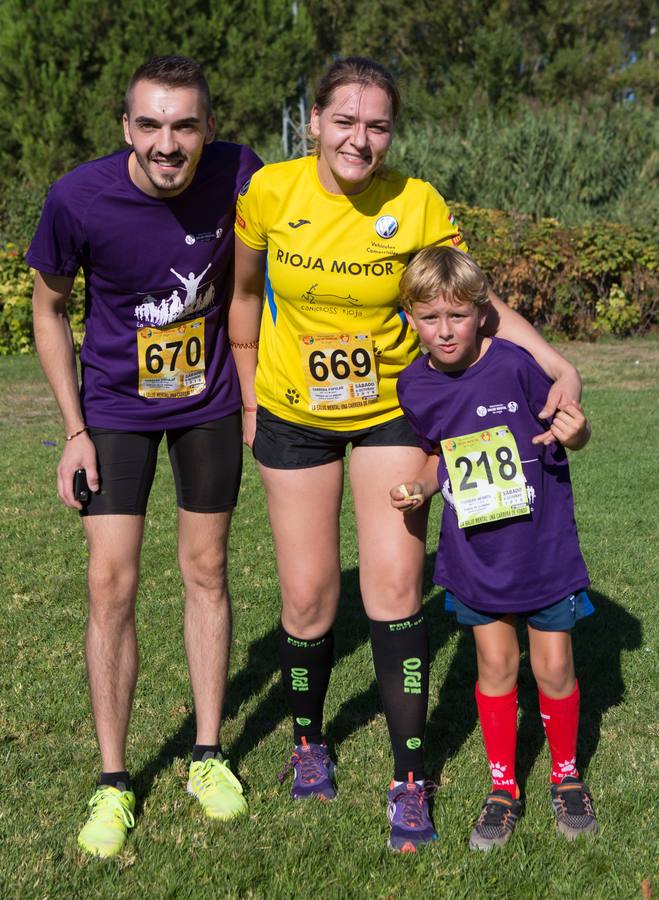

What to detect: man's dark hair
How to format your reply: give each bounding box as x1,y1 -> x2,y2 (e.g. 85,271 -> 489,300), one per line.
125,55 -> 212,117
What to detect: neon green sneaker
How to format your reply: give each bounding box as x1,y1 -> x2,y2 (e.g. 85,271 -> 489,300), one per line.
77,785 -> 136,858
187,757 -> 248,820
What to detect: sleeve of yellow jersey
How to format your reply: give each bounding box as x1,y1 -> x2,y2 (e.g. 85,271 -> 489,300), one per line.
420,183 -> 469,254
235,168 -> 267,251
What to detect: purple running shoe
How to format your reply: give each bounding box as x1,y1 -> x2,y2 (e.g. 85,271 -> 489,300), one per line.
277,737 -> 336,801
387,775 -> 438,853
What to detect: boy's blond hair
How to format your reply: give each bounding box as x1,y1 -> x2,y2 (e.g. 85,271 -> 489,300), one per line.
399,246 -> 489,312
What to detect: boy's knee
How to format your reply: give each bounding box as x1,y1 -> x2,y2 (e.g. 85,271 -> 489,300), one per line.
532,653 -> 575,696
477,647 -> 520,687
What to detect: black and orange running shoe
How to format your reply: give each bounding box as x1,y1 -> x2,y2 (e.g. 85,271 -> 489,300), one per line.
469,790 -> 522,851
550,776 -> 599,839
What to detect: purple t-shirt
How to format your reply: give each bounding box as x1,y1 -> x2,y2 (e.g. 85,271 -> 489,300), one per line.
27,142 -> 262,429
397,338 -> 589,613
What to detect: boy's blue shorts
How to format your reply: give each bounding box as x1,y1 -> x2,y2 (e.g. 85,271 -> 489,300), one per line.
444,590 -> 595,631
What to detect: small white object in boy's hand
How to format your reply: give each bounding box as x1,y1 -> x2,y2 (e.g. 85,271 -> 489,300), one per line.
398,483 -> 423,503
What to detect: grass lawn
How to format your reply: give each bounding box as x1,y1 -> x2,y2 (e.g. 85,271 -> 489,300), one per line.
0,339 -> 657,898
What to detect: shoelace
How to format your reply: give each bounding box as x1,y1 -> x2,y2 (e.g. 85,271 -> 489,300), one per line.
194,758 -> 243,796
277,744 -> 329,785
88,788 -> 135,829
479,798 -> 512,827
557,783 -> 593,817
391,781 -> 437,829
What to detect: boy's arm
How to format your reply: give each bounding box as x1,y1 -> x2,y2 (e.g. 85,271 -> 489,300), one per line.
547,400 -> 591,450
390,452 -> 441,511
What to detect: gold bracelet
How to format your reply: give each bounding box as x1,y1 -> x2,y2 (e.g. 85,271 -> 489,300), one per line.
65,426 -> 88,442
229,339 -> 259,350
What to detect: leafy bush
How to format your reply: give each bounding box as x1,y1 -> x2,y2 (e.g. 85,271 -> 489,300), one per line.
0,245 -> 84,355
2,205 -> 656,353
452,204 -> 658,339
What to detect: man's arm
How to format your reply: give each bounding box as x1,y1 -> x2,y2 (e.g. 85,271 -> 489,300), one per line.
485,291 -> 582,444
228,240 -> 266,448
32,271 -> 98,508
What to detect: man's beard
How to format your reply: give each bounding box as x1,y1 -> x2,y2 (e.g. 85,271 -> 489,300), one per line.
135,150 -> 192,194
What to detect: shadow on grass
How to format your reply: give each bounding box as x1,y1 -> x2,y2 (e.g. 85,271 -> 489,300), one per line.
423,587 -> 642,796
132,570 -> 640,813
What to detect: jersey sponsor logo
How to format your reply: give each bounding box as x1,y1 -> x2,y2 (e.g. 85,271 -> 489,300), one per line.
133,264 -> 216,328
274,249 -> 394,277
451,233 -> 463,245
375,215 -> 398,239
302,284 -> 362,307
477,402 -> 520,417
239,177 -> 251,196
184,228 -> 223,245
368,239 -> 399,254
288,218 -> 311,228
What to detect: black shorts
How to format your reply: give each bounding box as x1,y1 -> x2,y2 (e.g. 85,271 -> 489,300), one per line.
253,406 -> 422,470
81,413 -> 242,516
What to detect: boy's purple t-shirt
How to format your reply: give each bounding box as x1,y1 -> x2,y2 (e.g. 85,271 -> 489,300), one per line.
397,338 -> 589,613
27,142 -> 262,430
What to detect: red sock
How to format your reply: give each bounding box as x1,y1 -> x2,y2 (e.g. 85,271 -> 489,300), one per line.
475,682 -> 518,797
538,681 -> 580,784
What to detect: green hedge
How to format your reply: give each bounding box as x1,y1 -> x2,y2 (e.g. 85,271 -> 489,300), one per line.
0,243 -> 85,355
2,209 -> 657,354
454,205 -> 658,338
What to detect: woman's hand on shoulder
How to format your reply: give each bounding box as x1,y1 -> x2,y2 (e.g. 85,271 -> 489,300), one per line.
533,366 -> 582,445
543,400 -> 591,451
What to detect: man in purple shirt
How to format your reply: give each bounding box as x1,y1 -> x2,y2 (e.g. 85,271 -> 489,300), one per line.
28,56 -> 262,857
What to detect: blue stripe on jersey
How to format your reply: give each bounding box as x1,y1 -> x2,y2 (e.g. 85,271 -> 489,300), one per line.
265,257 -> 277,324
397,307 -> 408,327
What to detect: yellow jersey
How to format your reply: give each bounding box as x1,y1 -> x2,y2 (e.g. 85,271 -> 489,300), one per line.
235,154 -> 467,430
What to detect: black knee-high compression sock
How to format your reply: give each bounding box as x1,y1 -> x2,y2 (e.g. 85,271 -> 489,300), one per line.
369,612 -> 429,781
278,624 -> 334,745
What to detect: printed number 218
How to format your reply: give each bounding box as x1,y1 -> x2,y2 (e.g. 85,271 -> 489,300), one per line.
455,447 -> 517,490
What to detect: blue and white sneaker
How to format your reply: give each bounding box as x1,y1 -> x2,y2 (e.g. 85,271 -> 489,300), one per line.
387,775 -> 438,853
277,737 -> 336,801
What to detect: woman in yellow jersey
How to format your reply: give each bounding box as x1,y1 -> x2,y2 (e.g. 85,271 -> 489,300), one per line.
229,57 -> 581,852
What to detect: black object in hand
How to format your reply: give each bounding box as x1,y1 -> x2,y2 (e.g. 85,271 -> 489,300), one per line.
73,468 -> 90,502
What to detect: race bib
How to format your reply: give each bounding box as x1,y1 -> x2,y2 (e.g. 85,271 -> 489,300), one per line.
442,426 -> 529,528
299,332 -> 378,411
137,317 -> 206,399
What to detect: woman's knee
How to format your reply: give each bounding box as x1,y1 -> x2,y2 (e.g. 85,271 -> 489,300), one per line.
281,582 -> 338,637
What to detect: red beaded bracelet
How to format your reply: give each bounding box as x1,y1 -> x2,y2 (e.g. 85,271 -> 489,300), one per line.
65,426 -> 88,442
